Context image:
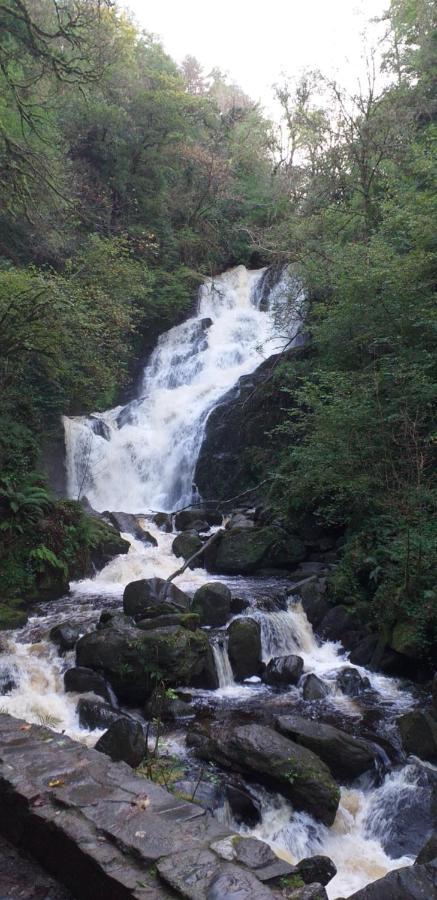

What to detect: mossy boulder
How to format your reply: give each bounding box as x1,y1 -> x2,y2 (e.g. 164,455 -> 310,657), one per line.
76,618 -> 216,703
206,526 -> 305,575
188,720 -> 340,825
0,599 -> 28,631
397,710 -> 437,763
123,576 -> 190,620
276,714 -> 376,779
172,531 -> 203,566
192,582 -> 231,627
228,618 -> 262,680
390,619 -> 423,659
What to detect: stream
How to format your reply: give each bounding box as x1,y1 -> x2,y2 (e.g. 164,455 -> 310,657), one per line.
1,265 -> 435,898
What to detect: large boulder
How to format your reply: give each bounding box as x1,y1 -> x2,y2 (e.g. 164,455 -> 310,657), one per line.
390,618 -> 422,659
192,582 -> 232,627
347,861 -> 437,899
154,512 -> 172,532
64,666 -> 114,702
416,833 -> 437,864
295,856 -> 336,886
187,721 -> 340,826
264,655 -> 304,687
76,620 -> 216,703
276,715 -> 376,779
319,605 -> 356,642
172,531 -> 204,565
301,674 -> 330,700
174,507 -> 222,530
397,710 -> 437,763
95,718 -> 146,767
206,526 -> 305,575
228,618 -> 262,680
365,761 -> 437,858
123,576 -> 190,620
296,578 -> 329,629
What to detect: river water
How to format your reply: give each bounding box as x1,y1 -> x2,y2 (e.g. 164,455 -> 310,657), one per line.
1,266 -> 434,898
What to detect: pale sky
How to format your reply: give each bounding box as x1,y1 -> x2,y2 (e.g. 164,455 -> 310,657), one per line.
124,0 -> 388,113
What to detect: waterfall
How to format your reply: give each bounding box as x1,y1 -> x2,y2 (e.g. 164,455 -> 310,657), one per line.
212,636 -> 235,689
63,265 -> 303,512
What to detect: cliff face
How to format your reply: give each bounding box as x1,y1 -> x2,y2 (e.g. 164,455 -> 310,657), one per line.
194,343 -> 311,504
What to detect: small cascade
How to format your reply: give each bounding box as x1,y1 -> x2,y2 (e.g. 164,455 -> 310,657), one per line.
212,636 -> 235,689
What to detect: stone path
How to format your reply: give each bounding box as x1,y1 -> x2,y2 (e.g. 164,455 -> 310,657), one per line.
0,715 -> 292,900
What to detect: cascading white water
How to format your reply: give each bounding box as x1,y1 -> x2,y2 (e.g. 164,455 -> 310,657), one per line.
63,265 -> 303,512
212,637 -> 235,689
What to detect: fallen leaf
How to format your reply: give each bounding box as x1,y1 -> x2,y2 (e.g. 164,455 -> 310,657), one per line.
48,778 -> 65,788
19,724 -> 32,731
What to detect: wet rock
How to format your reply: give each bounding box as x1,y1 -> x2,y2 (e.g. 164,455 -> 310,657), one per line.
88,522 -> 130,572
49,623 -> 80,652
288,887 -> 328,900
206,863 -> 277,899
347,861 -> 437,899
76,620 -> 215,703
123,576 -> 190,619
0,663 -> 18,695
64,667 -> 113,702
145,694 -> 194,721
192,582 -> 232,627
225,783 -> 262,827
76,697 -> 121,730
174,507 -> 221,531
228,513 -> 255,529
230,596 -> 250,614
154,512 -> 173,532
296,578 -> 329,629
207,526 -> 306,575
264,654 -> 304,687
136,613 -> 182,630
301,673 -> 330,700
172,530 -> 204,565
295,856 -> 337,886
104,511 -> 158,546
432,673 -> 437,717
415,833 -> 437,864
319,605 -> 356,642
95,717 -> 146,767
173,780 -> 221,810
336,667 -> 370,697
349,634 -> 379,666
187,721 -> 340,825
230,836 -> 277,869
228,618 -> 262,680
276,715 -> 376,780
397,710 -> 437,763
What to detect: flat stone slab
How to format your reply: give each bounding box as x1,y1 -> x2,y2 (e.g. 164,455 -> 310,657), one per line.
0,714 -> 285,899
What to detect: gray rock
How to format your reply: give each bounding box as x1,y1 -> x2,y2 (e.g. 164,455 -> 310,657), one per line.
172,531 -> 204,565
49,623 -> 80,652
347,861 -> 437,899
0,663 -> 18,695
64,667 -> 113,702
295,855 -> 337,886
225,783 -> 262,827
187,721 -> 340,826
228,618 -> 262,681
397,710 -> 437,763
288,886 -> 328,900
76,697 -> 121,730
276,715 -> 376,779
301,674 -> 330,700
264,654 -> 304,687
231,836 -> 277,869
104,511 -> 158,546
192,582 -> 232,627
123,576 -> 190,619
207,864 -> 275,899
336,667 -> 370,697
95,717 -> 146,767
415,833 -> 437,865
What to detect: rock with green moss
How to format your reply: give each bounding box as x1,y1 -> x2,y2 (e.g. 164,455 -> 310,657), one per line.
390,618 -> 423,659
397,710 -> 437,763
0,599 -> 28,631
188,720 -> 340,825
192,582 -> 231,626
76,618 -> 216,703
228,618 -> 262,680
206,526 -> 305,575
172,531 -> 204,566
